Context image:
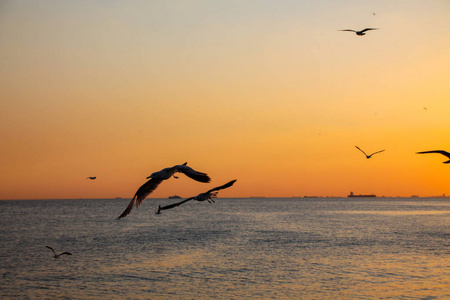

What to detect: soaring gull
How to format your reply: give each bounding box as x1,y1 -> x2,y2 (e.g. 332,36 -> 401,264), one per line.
355,146 -> 385,159
416,150 -> 450,164
46,246 -> 72,259
157,179 -> 237,214
339,28 -> 379,36
117,162 -> 210,219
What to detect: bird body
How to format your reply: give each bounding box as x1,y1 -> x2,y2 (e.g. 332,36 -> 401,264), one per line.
416,150 -> 450,163
117,162 -> 210,219
355,146 -> 385,159
46,246 -> 72,259
86,176 -> 96,180
339,28 -> 379,35
157,180 -> 237,213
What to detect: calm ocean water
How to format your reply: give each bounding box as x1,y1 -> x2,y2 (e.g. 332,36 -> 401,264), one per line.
0,197 -> 449,299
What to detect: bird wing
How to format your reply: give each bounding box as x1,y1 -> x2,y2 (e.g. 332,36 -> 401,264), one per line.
206,180 -> 237,193
355,146 -> 368,156
339,29 -> 356,32
46,246 -> 56,255
159,180 -> 236,212
416,150 -> 450,158
60,252 -> 72,256
159,197 -> 195,211
177,165 -> 211,183
117,178 -> 163,219
370,149 -> 385,156
361,28 -> 378,32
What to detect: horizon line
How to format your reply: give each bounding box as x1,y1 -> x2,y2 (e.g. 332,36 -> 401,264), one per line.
0,195 -> 448,201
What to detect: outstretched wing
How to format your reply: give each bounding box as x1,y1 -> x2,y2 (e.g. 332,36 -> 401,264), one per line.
177,165 -> 211,183
370,149 -> 385,156
206,180 -> 237,193
46,246 -> 56,255
158,197 -> 196,211
117,178 -> 163,219
361,28 -> 379,33
339,29 -> 356,32
158,180 -> 236,213
60,252 -> 72,256
355,146 -> 368,156
416,150 -> 450,163
417,150 -> 450,157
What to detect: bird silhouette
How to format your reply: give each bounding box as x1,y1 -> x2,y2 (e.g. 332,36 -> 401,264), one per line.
86,177 -> 96,180
117,162 -> 210,219
355,146 -> 385,159
416,150 -> 450,163
46,246 -> 72,259
157,180 -> 237,214
339,28 -> 379,36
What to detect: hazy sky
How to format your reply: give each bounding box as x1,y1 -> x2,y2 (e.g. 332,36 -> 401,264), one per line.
1,0 -> 450,199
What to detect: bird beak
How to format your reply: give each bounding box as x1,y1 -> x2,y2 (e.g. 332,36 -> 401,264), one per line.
146,175 -> 152,179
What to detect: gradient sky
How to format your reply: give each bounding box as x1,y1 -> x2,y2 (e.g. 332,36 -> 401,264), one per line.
1,0 -> 450,199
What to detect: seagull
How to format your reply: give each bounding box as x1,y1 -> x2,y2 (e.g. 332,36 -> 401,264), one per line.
86,177 -> 96,180
339,28 -> 379,36
355,146 -> 385,159
117,162 -> 211,219
46,246 -> 72,259
157,179 -> 237,214
416,150 -> 450,163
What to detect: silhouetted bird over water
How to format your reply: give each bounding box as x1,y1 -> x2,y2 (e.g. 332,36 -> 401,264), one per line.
86,177 -> 96,180
157,180 -> 237,214
46,246 -> 72,259
355,146 -> 385,159
416,150 -> 450,163
339,28 -> 379,36
117,162 -> 210,219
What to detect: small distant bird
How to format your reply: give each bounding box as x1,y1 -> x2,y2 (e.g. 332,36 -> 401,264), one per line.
46,246 -> 72,259
86,177 -> 96,180
117,162 -> 210,219
416,150 -> 450,163
339,28 -> 379,36
355,146 -> 385,159
157,180 -> 237,214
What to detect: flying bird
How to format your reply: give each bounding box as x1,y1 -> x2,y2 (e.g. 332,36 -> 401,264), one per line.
355,146 -> 385,159
117,162 -> 211,219
46,246 -> 72,259
86,177 -> 96,180
157,179 -> 237,214
416,150 -> 450,163
339,28 -> 379,36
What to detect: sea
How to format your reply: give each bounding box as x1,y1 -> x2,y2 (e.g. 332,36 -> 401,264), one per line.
0,197 -> 449,299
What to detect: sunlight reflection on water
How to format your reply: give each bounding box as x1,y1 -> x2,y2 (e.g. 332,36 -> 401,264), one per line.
0,198 -> 449,299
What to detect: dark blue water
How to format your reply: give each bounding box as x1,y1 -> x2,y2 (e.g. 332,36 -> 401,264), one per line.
0,198 -> 449,299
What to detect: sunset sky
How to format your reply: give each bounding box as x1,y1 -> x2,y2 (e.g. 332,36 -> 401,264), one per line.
1,0 -> 450,199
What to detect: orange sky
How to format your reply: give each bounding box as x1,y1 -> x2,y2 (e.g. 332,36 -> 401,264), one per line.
1,1 -> 450,199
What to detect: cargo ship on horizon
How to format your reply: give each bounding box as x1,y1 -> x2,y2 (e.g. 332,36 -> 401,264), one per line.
348,191 -> 376,198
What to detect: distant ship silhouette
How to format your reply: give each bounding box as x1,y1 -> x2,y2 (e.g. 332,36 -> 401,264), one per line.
348,191 -> 376,198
